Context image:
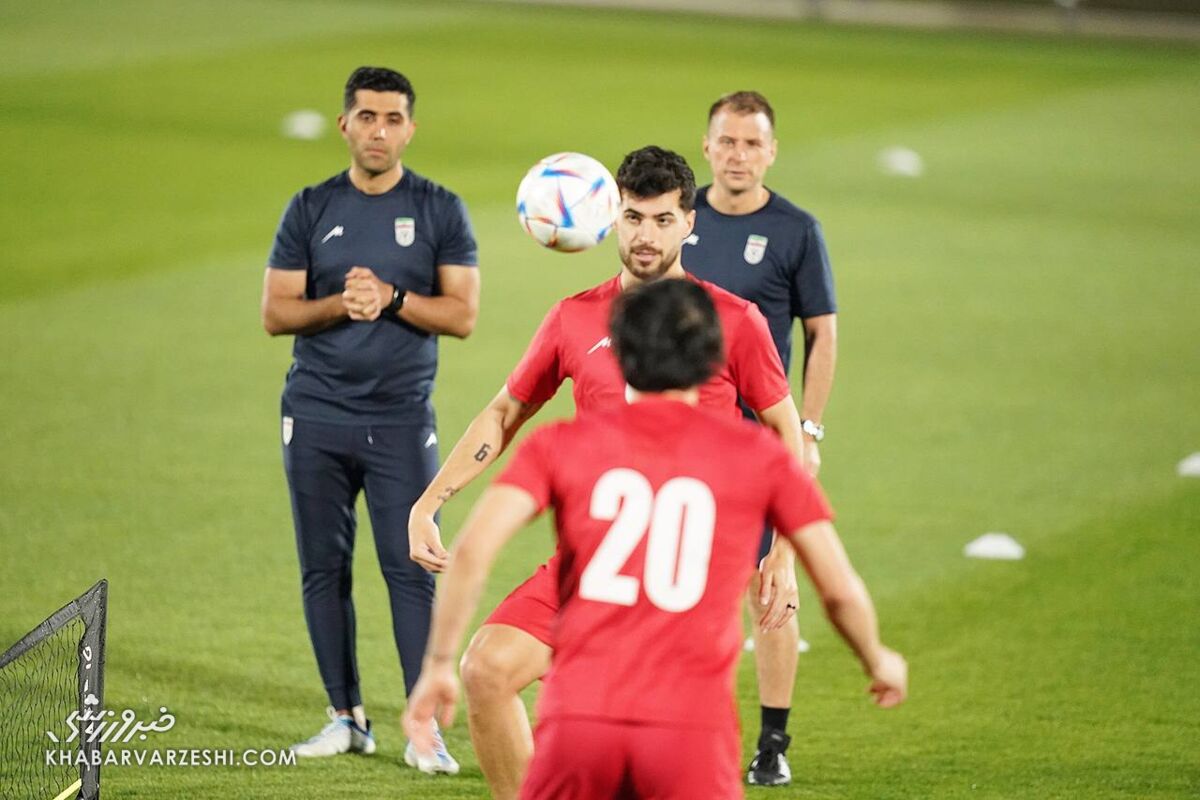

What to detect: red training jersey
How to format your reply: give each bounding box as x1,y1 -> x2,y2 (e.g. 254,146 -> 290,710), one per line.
506,274 -> 789,417
495,398 -> 834,729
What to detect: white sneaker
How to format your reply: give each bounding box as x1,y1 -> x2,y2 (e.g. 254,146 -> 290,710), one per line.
291,707 -> 375,757
404,720 -> 460,775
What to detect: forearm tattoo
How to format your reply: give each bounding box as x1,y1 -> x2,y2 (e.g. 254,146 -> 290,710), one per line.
436,486 -> 459,503
473,443 -> 492,462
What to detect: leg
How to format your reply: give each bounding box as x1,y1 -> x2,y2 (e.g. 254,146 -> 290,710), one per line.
462,624 -> 551,800
283,419 -> 364,711
361,422 -> 439,697
747,570 -> 800,710
745,526 -> 797,786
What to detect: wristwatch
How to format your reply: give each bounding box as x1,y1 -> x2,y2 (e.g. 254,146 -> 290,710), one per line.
384,285 -> 406,316
800,419 -> 825,442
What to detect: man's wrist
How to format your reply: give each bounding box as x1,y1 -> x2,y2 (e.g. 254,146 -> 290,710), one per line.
384,284 -> 406,316
800,418 -> 825,442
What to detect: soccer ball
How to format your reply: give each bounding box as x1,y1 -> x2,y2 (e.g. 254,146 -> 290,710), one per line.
516,153 -> 620,252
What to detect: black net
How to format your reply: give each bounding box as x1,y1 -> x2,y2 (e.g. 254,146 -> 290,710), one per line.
0,581 -> 106,800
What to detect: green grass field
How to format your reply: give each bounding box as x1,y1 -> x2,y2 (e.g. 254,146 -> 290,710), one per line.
1,1 -> 1198,797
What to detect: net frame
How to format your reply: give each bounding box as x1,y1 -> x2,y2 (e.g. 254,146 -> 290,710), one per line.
0,580 -> 107,800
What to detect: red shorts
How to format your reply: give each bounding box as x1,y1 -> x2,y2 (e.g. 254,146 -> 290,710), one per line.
483,558 -> 560,645
520,717 -> 742,800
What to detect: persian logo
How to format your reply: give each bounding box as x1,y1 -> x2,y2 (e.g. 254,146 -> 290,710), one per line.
743,234 -> 768,265
394,217 -> 415,247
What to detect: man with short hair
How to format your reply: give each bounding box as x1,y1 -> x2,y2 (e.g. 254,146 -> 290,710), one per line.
684,90 -> 839,786
403,278 -> 907,799
261,65 -> 479,772
407,145 -> 806,799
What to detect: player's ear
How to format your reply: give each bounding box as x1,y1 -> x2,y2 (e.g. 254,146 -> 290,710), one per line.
701,135 -> 711,159
684,209 -> 696,236
337,114 -> 349,138
767,137 -> 778,166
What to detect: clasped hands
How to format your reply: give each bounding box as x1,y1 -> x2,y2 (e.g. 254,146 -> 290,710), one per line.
342,266 -> 394,321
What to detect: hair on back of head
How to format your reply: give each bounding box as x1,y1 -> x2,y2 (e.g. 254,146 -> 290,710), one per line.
610,279 -> 723,393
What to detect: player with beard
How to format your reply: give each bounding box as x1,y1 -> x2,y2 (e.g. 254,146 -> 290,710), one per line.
406,146 -> 807,798
403,278 -> 907,799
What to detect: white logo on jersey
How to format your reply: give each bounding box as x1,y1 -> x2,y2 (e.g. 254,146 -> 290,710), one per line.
395,217 -> 415,247
743,234 -> 768,265
321,225 -> 344,244
424,432 -> 438,448
684,233 -> 699,246
282,416 -> 294,446
587,336 -> 611,355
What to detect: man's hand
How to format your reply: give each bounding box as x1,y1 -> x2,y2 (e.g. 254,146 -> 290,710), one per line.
402,661 -> 459,756
409,506 -> 451,573
343,266 -> 392,322
757,540 -> 800,631
802,438 -> 821,476
865,647 -> 908,708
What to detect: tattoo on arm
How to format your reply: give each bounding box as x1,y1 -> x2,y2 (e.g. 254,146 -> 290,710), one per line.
436,486 -> 459,503
473,443 -> 492,462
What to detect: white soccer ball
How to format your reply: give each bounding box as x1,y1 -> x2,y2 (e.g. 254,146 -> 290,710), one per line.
516,152 -> 620,252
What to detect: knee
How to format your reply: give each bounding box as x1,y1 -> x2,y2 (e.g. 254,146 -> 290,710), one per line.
460,638 -> 523,704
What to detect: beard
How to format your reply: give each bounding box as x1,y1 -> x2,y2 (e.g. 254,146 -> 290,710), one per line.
618,242 -> 681,284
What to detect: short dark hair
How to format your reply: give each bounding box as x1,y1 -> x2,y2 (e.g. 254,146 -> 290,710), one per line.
344,66 -> 416,115
610,280 -> 724,393
708,90 -> 775,129
616,146 -> 697,212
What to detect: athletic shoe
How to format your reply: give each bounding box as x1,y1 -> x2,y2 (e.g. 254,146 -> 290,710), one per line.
404,720 -> 460,775
290,707 -> 375,757
747,729 -> 792,786
349,717 -> 376,755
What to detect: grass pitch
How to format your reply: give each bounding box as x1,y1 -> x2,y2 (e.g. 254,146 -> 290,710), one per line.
1,2 -> 1198,797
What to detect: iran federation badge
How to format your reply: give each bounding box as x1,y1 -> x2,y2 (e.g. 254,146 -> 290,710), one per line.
743,234 -> 768,265
394,217 -> 415,247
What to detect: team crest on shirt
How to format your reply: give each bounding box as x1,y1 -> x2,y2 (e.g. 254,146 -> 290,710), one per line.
282,416 -> 294,446
743,234 -> 768,265
394,217 -> 415,247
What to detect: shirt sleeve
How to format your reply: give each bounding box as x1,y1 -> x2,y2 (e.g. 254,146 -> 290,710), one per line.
764,438 -> 834,535
507,303 -> 566,405
266,192 -> 310,270
493,426 -> 556,512
435,193 -> 479,267
728,304 -> 791,412
790,219 -> 837,319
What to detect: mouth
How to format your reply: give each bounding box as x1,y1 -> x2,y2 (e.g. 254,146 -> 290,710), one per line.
631,248 -> 659,266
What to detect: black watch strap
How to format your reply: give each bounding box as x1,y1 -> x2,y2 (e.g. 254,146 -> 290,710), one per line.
384,286 -> 405,316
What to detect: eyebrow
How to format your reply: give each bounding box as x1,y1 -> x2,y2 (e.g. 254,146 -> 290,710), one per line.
356,108 -> 406,119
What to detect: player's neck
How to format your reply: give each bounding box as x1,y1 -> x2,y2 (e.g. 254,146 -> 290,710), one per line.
348,163 -> 404,195
627,387 -> 700,406
707,183 -> 769,216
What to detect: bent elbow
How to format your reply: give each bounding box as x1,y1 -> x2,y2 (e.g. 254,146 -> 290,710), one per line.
451,310 -> 478,339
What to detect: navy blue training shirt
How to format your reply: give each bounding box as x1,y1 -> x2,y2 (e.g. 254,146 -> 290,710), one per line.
683,186 -> 836,375
268,169 -> 478,424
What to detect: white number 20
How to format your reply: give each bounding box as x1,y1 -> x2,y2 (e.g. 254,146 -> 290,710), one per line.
580,468 -> 716,613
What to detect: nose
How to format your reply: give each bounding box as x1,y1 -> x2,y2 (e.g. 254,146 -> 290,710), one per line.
633,218 -> 656,242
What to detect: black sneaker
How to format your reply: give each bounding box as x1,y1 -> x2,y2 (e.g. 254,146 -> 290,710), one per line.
746,729 -> 792,786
